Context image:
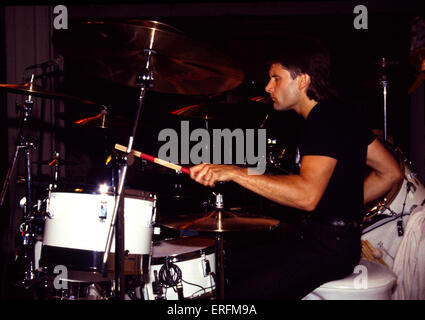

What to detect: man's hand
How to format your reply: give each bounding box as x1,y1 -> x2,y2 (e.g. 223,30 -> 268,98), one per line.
189,163 -> 242,187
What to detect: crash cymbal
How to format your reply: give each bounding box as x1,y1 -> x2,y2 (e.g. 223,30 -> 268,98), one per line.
0,83 -> 97,105
53,20 -> 244,95
160,209 -> 280,232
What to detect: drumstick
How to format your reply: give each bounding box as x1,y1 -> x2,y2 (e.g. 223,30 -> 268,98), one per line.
114,144 -> 190,175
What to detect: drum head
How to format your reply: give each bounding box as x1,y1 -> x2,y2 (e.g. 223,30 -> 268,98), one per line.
151,236 -> 216,264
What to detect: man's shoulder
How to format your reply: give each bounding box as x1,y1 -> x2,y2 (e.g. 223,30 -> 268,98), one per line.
313,98 -> 361,121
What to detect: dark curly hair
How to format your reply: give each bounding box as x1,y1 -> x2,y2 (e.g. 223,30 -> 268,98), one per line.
267,37 -> 337,101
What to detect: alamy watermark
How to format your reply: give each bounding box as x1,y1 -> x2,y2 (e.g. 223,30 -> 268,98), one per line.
158,121 -> 267,174
53,264 -> 68,290
53,5 -> 68,30
353,5 -> 368,30
353,264 -> 368,289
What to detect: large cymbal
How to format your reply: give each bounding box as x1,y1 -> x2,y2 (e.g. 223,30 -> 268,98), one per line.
52,20 -> 244,95
0,83 -> 97,105
160,209 -> 280,232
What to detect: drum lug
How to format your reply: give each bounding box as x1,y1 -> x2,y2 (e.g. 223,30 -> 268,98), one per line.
201,253 -> 211,277
99,199 -> 107,220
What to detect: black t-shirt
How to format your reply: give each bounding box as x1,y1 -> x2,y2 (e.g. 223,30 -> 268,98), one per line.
299,99 -> 375,221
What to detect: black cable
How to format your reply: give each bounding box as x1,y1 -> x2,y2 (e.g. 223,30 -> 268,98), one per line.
157,259 -> 215,299
181,279 -> 207,295
158,260 -> 182,288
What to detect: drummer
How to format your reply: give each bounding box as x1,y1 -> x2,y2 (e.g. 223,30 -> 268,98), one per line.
189,38 -> 402,299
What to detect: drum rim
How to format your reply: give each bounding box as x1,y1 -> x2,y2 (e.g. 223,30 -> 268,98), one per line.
50,188 -> 156,202
150,237 -> 216,265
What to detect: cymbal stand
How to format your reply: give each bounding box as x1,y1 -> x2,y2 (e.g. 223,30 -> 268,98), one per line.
101,48 -> 155,299
211,192 -> 225,299
0,77 -> 38,286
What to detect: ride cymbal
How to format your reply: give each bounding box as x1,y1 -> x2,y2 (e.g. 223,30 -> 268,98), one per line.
160,209 -> 280,232
0,83 -> 97,105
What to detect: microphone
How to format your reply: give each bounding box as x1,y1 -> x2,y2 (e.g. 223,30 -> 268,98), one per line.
25,56 -> 63,70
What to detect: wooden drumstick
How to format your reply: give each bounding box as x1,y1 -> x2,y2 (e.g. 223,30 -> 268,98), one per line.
114,144 -> 190,175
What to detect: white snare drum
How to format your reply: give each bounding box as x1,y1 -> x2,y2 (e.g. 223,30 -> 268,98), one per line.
142,237 -> 216,300
40,186 -> 156,272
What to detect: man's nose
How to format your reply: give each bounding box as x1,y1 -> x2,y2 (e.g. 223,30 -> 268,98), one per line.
265,80 -> 273,93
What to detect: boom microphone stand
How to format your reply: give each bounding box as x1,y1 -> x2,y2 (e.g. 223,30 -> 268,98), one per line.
101,49 -> 155,299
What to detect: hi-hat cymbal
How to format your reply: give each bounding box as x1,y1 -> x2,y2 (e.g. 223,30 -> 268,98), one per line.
33,157 -> 78,166
160,209 -> 280,232
56,111 -> 129,129
0,83 -> 97,105
74,113 -> 129,129
52,20 -> 244,95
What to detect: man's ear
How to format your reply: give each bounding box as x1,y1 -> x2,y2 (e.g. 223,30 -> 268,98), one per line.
297,73 -> 311,90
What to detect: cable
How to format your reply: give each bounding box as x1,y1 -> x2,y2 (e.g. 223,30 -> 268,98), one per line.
157,260 -> 182,289
181,279 -> 207,295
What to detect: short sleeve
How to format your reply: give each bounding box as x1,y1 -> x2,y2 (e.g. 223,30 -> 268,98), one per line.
299,105 -> 342,160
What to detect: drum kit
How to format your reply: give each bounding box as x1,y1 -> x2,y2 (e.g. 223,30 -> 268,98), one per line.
1,19 -> 423,301
0,19 -> 281,300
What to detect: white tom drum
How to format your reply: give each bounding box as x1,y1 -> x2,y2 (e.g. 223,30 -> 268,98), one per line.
40,185 -> 156,273
142,237 -> 216,300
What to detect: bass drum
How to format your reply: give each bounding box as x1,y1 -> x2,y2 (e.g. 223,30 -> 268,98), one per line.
362,141 -> 425,268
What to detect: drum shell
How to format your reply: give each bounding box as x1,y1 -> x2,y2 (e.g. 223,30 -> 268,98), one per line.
142,237 -> 216,300
41,189 -> 155,271
362,214 -> 410,268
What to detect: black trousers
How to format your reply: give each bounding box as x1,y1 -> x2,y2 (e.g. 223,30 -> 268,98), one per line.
223,219 -> 362,300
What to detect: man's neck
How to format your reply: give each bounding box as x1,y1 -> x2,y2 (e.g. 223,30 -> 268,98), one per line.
299,98 -> 318,119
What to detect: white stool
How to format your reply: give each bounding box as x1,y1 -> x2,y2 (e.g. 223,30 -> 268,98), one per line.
303,258 -> 397,300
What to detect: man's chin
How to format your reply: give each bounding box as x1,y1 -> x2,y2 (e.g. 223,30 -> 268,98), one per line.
273,103 -> 285,111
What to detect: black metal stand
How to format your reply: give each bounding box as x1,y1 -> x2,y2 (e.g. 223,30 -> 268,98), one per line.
0,90 -> 38,286
101,49 -> 155,299
215,233 -> 225,299
212,192 -> 225,299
